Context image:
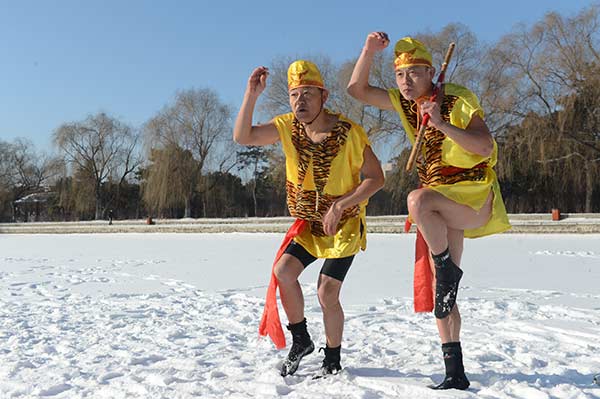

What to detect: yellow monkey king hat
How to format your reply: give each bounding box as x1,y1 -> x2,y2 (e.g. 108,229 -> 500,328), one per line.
393,37 -> 432,70
287,60 -> 325,91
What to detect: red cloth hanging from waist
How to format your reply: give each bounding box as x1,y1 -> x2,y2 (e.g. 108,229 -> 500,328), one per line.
405,218 -> 434,312
404,183 -> 433,313
259,219 -> 308,349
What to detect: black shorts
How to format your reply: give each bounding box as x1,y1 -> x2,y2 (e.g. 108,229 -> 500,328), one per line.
283,240 -> 354,282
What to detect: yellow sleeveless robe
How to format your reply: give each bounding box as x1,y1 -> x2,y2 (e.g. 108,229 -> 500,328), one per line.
388,84 -> 511,238
273,110 -> 370,257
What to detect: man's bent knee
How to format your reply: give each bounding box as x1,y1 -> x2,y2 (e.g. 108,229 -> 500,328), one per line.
407,189 -> 434,219
406,189 -> 420,215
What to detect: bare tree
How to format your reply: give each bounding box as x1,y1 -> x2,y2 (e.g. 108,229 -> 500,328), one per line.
487,5 -> 600,212
11,139 -> 63,195
484,5 -> 600,131
144,88 -> 233,218
0,139 -> 59,192
0,139 -> 64,220
417,23 -> 484,89
54,113 -> 141,220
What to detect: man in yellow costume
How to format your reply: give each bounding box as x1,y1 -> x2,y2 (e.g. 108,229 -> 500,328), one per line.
234,60 -> 384,377
348,33 -> 511,390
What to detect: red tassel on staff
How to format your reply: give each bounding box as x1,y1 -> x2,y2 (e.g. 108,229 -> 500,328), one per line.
258,219 -> 307,349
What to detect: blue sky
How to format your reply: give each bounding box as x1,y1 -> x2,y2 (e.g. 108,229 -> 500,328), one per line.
0,0 -> 594,151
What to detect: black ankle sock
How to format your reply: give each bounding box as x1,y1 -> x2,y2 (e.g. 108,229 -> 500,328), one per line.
287,318 -> 308,331
442,342 -> 461,349
287,318 -> 311,344
432,248 -> 452,268
325,345 -> 341,356
321,345 -> 341,367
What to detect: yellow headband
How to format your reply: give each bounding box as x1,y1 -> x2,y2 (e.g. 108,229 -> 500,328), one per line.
287,60 -> 325,91
393,37 -> 432,70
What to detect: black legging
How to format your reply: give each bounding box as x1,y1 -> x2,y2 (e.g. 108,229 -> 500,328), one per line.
283,240 -> 354,282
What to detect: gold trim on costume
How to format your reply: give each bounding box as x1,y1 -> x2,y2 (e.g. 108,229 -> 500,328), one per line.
394,52 -> 432,70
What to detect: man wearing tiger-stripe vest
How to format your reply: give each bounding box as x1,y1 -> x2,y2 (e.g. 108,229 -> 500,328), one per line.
348,33 -> 511,390
234,60 -> 384,378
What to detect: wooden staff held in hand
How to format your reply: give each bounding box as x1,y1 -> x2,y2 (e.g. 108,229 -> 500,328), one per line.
405,42 -> 456,172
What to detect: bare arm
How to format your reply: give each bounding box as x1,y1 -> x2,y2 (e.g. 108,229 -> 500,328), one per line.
322,145 -> 385,236
233,66 -> 280,146
347,32 -> 395,111
420,99 -> 494,157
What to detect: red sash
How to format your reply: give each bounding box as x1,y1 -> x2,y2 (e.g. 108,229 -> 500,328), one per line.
405,216 -> 433,313
258,219 -> 308,349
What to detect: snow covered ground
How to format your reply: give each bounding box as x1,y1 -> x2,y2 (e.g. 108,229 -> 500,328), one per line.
0,233 -> 599,398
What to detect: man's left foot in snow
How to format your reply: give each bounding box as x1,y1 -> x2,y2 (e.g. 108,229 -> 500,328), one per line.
313,345 -> 342,379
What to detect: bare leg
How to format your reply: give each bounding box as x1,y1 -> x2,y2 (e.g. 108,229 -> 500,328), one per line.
317,274 -> 344,347
276,254 -> 315,377
430,228 -> 464,343
410,189 -> 486,390
409,188 -> 492,339
274,254 -> 306,324
407,188 -> 492,255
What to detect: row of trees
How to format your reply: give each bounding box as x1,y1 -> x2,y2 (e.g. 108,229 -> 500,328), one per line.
2,5 -> 600,222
